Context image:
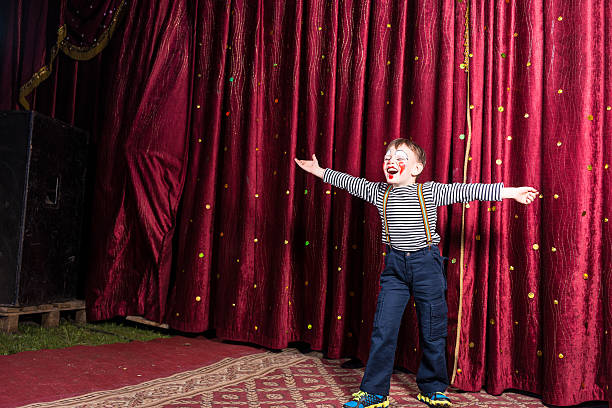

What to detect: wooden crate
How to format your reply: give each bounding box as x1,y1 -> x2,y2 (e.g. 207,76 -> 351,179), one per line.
0,300 -> 86,333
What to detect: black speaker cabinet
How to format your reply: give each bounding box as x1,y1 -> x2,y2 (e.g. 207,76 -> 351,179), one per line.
0,111 -> 88,306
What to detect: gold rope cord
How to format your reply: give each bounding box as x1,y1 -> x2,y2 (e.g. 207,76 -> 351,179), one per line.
451,1 -> 472,386
18,0 -> 127,110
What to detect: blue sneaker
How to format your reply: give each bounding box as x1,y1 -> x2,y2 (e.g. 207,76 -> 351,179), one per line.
417,392 -> 452,407
343,390 -> 390,408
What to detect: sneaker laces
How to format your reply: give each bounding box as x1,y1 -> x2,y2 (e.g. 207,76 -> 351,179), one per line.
351,390 -> 366,400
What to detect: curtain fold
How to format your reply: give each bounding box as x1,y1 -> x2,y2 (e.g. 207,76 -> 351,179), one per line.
84,0 -> 192,323
1,0 -> 609,405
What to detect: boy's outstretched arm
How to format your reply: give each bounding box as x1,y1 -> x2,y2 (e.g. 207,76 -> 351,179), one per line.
431,182 -> 539,206
294,154 -> 325,179
294,154 -> 380,205
501,187 -> 539,205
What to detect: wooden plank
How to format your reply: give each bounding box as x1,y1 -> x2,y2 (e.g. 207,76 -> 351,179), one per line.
0,305 -> 58,316
0,306 -> 20,314
54,300 -> 85,310
72,300 -> 85,308
0,310 -> 30,316
54,302 -> 70,310
126,315 -> 169,329
1,300 -> 84,314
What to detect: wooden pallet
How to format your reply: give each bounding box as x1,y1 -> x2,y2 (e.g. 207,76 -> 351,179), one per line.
0,300 -> 86,333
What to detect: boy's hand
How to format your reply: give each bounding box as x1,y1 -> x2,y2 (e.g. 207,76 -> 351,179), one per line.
502,187 -> 539,204
294,154 -> 325,179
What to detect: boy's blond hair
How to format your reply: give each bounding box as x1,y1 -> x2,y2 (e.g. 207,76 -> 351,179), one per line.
387,138 -> 426,166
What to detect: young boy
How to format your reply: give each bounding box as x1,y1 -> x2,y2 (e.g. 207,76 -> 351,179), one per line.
294,138 -> 538,408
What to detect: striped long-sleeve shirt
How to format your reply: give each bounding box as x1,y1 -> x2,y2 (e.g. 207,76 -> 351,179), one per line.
323,169 -> 504,252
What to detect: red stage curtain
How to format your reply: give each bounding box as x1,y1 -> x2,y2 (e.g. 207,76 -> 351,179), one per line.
1,1 -> 609,406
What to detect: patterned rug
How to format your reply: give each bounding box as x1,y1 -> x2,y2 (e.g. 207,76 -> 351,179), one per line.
19,349 -> 548,408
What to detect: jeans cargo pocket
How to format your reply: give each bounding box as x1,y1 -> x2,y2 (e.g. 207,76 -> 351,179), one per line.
429,300 -> 448,341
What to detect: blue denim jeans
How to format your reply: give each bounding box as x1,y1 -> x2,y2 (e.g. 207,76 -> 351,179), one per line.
360,245 -> 449,396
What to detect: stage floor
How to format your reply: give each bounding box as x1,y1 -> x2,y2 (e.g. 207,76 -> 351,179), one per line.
0,336 -> 607,408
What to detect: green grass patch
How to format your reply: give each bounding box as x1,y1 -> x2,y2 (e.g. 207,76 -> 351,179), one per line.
0,318 -> 171,356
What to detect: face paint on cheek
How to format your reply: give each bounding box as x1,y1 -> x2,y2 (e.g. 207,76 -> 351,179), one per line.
383,162 -> 394,179
398,162 -> 406,175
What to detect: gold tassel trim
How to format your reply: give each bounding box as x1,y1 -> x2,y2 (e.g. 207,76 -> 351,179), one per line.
18,0 -> 127,110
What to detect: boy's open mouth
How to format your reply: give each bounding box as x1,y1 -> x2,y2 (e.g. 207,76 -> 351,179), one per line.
386,166 -> 398,175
